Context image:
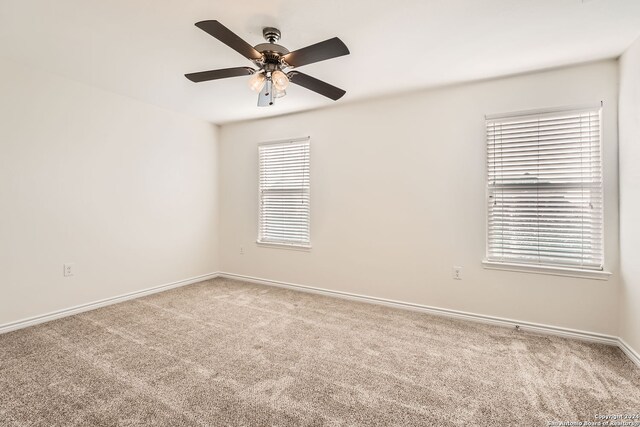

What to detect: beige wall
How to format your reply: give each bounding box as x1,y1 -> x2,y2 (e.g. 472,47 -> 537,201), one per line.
0,56 -> 625,340
619,37 -> 640,352
0,58 -> 220,325
219,60 -> 620,335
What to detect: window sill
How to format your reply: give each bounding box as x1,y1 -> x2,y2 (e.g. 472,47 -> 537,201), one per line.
256,241 -> 311,251
482,260 -> 611,281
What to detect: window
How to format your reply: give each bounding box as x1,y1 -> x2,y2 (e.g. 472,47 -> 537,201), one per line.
258,137 -> 311,248
485,105 -> 604,272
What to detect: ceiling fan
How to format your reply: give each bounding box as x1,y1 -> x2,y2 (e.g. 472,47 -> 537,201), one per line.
185,21 -> 350,107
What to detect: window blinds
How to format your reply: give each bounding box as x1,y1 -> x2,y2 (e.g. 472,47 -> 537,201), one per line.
258,138 -> 310,246
486,106 -> 603,270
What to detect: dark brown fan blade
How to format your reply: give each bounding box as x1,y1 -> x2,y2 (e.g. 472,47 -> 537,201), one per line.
185,67 -> 255,83
287,71 -> 346,100
283,37 -> 349,68
195,20 -> 262,61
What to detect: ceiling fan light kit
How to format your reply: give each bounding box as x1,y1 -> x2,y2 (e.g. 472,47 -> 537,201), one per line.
248,72 -> 266,92
185,20 -> 350,107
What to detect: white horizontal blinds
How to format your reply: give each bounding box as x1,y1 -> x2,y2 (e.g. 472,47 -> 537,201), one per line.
258,139 -> 310,245
486,107 -> 603,270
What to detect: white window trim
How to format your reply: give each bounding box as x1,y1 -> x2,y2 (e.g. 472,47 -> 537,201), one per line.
257,136 -> 311,250
484,103 -> 611,278
482,260 -> 611,280
255,241 -> 312,251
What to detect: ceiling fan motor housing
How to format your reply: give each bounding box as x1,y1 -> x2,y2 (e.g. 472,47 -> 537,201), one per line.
254,28 -> 290,71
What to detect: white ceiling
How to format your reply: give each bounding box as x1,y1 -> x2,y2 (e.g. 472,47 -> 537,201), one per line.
1,0 -> 639,124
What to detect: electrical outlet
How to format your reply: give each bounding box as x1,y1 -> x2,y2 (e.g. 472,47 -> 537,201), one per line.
63,263 -> 75,277
240,246 -> 244,255
452,266 -> 463,280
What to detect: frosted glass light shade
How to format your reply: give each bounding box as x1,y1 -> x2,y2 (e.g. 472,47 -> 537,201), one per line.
274,87 -> 286,98
249,73 -> 267,92
272,70 -> 289,91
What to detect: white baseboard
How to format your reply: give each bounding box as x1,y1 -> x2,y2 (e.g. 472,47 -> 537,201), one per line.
218,272 -> 640,369
0,272 -> 220,335
2,270 -> 638,369
618,338 -> 640,368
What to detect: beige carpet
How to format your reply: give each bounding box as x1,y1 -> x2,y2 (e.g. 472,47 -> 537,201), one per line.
1,277 -> 638,426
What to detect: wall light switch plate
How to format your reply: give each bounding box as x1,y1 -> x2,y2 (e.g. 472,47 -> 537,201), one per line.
64,263 -> 75,277
453,266 -> 463,280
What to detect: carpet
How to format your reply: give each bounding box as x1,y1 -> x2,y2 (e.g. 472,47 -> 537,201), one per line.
1,277 -> 638,426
